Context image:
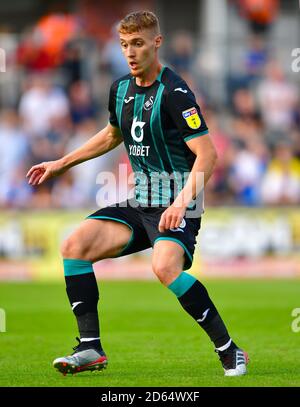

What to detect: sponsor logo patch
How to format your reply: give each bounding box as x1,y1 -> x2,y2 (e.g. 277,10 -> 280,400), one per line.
182,107 -> 201,129
131,117 -> 146,142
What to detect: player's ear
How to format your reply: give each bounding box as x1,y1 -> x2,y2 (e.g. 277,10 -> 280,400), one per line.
155,34 -> 162,49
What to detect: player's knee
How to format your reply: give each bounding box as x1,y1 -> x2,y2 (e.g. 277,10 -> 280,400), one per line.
60,235 -> 87,260
152,262 -> 180,286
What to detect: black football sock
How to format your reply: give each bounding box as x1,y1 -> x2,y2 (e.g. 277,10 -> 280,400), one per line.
168,272 -> 233,349
63,259 -> 102,351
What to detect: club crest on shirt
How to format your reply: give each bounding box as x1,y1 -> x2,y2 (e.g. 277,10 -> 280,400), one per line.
144,96 -> 154,111
182,107 -> 201,129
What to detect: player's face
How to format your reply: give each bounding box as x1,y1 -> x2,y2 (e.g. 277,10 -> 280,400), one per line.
119,29 -> 162,77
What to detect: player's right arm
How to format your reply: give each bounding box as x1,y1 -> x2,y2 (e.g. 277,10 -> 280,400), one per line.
26,123 -> 123,186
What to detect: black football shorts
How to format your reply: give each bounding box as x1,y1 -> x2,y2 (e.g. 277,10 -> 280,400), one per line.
87,199 -> 201,270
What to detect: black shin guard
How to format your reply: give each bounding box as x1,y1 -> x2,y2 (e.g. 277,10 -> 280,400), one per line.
65,273 -> 100,340
178,280 -> 231,348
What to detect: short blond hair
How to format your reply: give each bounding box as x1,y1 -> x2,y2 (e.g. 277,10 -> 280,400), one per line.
118,11 -> 160,35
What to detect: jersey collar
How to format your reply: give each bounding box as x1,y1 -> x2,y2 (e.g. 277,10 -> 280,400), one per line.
132,65 -> 166,91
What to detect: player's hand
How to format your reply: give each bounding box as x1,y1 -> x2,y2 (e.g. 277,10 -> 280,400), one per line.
26,160 -> 66,186
158,204 -> 186,233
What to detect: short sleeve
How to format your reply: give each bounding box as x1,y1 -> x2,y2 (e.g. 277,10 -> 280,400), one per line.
165,87 -> 209,142
108,82 -> 119,128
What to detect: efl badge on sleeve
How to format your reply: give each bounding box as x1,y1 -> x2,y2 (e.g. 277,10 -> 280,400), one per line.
182,107 -> 201,129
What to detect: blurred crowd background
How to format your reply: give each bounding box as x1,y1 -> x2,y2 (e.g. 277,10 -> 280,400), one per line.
0,0 -> 299,210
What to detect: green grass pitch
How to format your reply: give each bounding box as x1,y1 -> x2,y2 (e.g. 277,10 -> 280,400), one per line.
0,279 -> 300,387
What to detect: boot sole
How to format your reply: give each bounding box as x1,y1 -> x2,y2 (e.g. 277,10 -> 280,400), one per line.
54,357 -> 108,376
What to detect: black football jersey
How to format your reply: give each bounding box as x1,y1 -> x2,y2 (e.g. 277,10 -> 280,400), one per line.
108,66 -> 208,210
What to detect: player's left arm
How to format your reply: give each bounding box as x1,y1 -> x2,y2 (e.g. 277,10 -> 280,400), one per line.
174,133 -> 217,206
158,87 -> 217,232
158,134 -> 217,232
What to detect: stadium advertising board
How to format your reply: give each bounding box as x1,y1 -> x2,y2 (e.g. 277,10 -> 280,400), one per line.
0,208 -> 300,280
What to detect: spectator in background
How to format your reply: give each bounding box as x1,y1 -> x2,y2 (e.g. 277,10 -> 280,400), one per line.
27,136 -> 56,204
45,115 -> 72,158
65,119 -> 112,207
226,36 -> 269,107
29,116 -> 71,168
237,0 -> 279,35
244,34 -> 269,85
19,74 -> 69,137
51,172 -> 85,209
294,103 -> 300,131
230,114 -> 263,151
59,31 -> 97,91
232,87 -> 261,121
34,13 -> 79,67
17,26 -> 54,72
228,139 -> 267,206
289,126 -> 300,160
60,41 -> 83,89
17,13 -> 79,72
203,109 -> 232,205
167,31 -> 194,83
0,109 -> 31,207
257,62 -> 299,143
27,114 -> 72,208
101,25 -> 130,80
69,81 -> 96,124
3,165 -> 33,208
261,141 -> 300,205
